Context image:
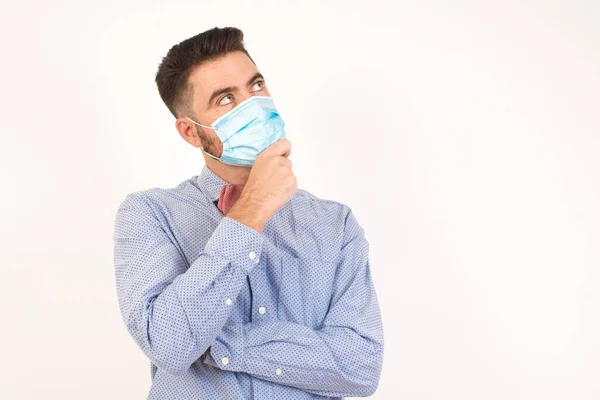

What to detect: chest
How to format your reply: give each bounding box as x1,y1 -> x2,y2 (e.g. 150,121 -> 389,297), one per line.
170,203 -> 341,329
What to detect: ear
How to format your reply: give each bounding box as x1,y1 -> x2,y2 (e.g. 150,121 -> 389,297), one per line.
175,117 -> 203,148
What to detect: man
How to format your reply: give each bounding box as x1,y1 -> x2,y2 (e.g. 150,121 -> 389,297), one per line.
113,26 -> 384,399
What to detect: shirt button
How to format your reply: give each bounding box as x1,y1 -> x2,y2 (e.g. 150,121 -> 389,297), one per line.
221,357 -> 229,365
225,298 -> 232,305
255,256 -> 260,264
275,368 -> 282,375
249,251 -> 256,260
258,306 -> 266,315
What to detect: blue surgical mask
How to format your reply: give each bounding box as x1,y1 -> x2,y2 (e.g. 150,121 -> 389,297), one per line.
185,95 -> 286,167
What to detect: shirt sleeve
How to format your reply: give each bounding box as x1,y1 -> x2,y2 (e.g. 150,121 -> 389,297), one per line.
113,192 -> 263,376
202,208 -> 385,397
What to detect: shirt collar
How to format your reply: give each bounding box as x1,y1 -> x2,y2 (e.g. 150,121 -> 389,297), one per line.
197,164 -> 229,203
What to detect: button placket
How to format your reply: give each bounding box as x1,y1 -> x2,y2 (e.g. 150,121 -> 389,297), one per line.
247,255 -> 271,322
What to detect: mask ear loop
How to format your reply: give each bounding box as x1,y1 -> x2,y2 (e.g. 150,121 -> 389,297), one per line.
185,117 -> 222,161
185,117 -> 216,130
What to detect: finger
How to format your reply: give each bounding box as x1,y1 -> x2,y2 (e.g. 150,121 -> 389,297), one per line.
278,156 -> 292,168
265,138 -> 291,157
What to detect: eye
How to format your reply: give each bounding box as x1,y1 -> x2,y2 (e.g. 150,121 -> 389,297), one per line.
251,80 -> 265,92
219,95 -> 233,106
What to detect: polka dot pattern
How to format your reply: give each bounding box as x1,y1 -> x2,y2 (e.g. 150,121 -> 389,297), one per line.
113,165 -> 384,399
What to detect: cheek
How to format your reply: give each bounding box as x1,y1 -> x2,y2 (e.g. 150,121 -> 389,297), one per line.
206,131 -> 223,150
210,140 -> 224,157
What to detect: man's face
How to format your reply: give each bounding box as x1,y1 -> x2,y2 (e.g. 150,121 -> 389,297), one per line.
185,50 -> 271,158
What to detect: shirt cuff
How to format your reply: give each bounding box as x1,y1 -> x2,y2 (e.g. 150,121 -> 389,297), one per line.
204,216 -> 263,274
203,323 -> 246,371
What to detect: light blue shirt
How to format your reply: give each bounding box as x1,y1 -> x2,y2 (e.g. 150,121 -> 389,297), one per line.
112,165 -> 384,399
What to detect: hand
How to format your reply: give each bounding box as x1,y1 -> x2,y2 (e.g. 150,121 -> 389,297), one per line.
227,138 -> 296,233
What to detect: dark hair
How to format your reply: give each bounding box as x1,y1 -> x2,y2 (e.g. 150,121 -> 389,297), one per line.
155,27 -> 254,119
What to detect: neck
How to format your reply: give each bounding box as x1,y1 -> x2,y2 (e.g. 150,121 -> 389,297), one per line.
205,157 -> 251,184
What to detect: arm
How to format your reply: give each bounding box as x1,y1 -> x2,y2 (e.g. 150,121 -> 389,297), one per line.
113,193 -> 263,376
203,209 -> 385,397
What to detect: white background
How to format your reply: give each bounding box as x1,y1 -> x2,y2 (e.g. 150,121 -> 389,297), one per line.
1,0 -> 599,399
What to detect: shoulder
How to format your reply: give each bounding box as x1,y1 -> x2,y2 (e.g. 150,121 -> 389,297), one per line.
282,188 -> 367,262
115,176 -> 200,218
288,187 -> 360,232
292,187 -> 350,213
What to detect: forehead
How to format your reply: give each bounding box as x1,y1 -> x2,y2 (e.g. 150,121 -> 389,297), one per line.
188,51 -> 258,102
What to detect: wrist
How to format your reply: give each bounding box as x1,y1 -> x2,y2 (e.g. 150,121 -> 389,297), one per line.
226,196 -> 267,233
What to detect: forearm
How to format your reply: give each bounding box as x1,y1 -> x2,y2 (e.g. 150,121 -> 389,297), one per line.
115,207 -> 264,376
203,320 -> 383,397
128,255 -> 247,375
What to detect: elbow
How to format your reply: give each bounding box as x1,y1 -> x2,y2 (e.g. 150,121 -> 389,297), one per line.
361,380 -> 381,397
350,375 -> 381,398
146,338 -> 205,377
356,344 -> 384,397
334,338 -> 384,397
152,357 -> 192,377
329,348 -> 383,397
125,307 -> 200,377
342,380 -> 380,398
137,341 -> 195,377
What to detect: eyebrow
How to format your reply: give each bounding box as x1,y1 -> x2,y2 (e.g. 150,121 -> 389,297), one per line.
207,72 -> 265,107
